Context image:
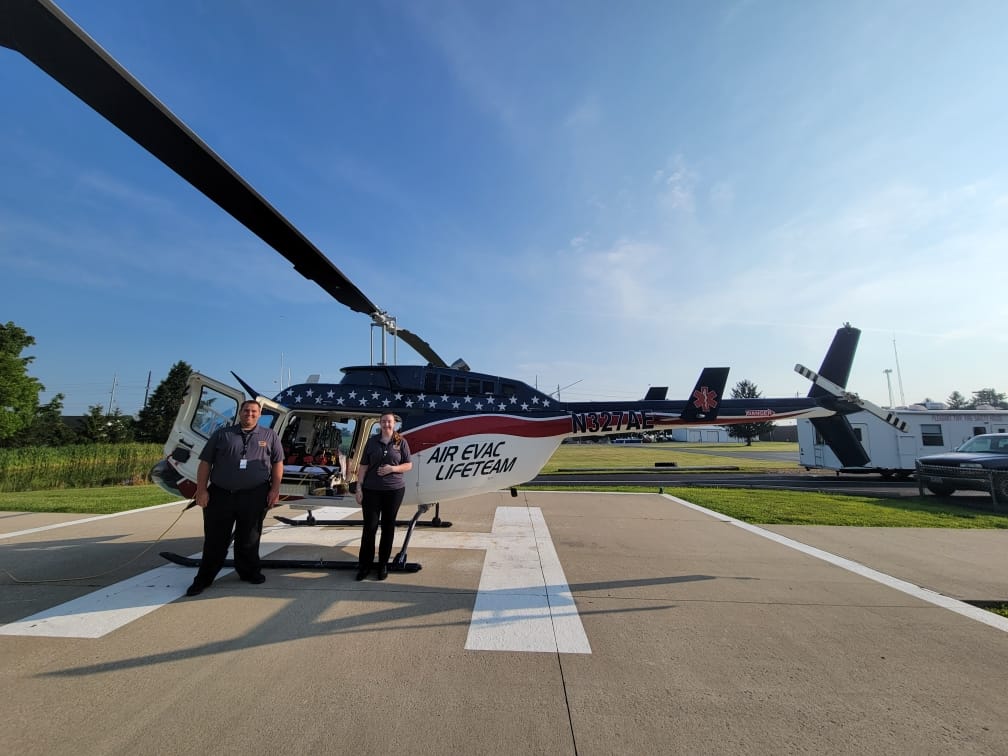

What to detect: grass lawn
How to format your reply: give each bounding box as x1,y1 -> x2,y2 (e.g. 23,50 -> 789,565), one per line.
519,484 -> 1008,528
0,485 -> 183,515
4,442 -> 1007,529
542,441 -> 801,473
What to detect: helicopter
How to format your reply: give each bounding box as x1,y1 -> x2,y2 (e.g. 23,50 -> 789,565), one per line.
2,0 -> 903,572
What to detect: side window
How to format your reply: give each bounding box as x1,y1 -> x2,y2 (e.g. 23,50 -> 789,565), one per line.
323,418 -> 357,457
920,424 -> 944,447
192,387 -> 238,438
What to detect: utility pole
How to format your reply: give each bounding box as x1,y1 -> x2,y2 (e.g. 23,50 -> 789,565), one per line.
107,373 -> 118,415
883,369 -> 894,408
552,379 -> 583,400
892,337 -> 906,406
143,370 -> 152,408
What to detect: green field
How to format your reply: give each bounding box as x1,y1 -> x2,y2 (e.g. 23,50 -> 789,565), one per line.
2,440 -> 1006,528
542,441 -> 800,473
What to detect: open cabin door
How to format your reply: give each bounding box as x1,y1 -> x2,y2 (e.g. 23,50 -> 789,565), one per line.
155,373 -> 289,499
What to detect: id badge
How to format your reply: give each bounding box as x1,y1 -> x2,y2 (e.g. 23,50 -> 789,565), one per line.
239,459 -> 248,470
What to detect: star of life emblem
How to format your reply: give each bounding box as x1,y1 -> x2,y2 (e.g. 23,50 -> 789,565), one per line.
692,386 -> 718,412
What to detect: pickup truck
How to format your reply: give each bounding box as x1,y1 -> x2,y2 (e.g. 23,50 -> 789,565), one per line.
916,433 -> 1008,505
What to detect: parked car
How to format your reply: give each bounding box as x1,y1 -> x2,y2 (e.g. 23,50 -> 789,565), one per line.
915,433 -> 1008,504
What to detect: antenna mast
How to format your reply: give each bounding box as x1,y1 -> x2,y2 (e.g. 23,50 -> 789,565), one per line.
892,336 -> 906,407
883,368 -> 894,408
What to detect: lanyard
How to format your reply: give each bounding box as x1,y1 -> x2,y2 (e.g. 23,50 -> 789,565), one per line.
241,429 -> 254,457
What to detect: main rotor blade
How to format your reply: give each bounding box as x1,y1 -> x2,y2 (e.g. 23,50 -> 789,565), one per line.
1,0 -> 378,316
396,329 -> 447,368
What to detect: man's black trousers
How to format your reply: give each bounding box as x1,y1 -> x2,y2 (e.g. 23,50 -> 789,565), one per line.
194,483 -> 268,586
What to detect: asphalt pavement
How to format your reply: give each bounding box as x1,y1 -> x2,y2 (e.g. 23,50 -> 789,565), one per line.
2,491 -> 1008,754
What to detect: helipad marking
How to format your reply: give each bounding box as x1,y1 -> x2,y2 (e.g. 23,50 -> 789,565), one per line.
0,543 -> 281,638
665,494 -> 1008,633
464,506 -> 591,654
0,505 -> 590,651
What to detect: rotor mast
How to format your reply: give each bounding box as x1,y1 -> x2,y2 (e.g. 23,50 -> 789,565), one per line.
370,311 -> 398,365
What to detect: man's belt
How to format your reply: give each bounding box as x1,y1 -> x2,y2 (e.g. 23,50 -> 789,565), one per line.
209,481 -> 269,495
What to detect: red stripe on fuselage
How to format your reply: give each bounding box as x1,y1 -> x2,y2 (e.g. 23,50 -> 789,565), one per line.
403,414 -> 571,449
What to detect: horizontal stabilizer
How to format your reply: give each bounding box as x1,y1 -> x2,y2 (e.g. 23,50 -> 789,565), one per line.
680,368 -> 730,422
795,364 -> 907,433
644,386 -> 668,401
809,416 -> 871,467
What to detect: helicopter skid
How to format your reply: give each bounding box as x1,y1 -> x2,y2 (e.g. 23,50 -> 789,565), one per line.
159,552 -> 422,572
273,515 -> 452,528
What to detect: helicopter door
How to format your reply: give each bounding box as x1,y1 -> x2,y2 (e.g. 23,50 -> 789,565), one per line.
344,416 -> 380,491
159,373 -> 289,496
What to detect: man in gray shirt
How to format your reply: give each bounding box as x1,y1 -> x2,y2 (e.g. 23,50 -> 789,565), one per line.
186,400 -> 284,596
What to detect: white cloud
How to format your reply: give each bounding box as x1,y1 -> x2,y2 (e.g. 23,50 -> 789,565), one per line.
652,154 -> 696,213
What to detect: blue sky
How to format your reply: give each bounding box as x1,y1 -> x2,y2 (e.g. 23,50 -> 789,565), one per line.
2,1 -> 1006,416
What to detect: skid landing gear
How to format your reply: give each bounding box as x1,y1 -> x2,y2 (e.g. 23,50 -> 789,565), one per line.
160,552 -> 422,573
162,502 -> 445,574
274,501 -> 451,529
390,503 -> 432,571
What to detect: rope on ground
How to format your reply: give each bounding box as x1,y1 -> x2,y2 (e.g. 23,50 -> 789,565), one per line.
4,500 -> 195,584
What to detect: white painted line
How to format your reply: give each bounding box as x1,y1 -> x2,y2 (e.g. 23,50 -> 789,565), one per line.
665,494 -> 1008,633
0,508 -> 351,639
0,505 -> 591,652
465,507 -> 591,654
0,500 -> 189,541
0,544 -> 276,639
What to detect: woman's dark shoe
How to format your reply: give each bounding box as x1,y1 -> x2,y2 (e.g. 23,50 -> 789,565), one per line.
355,567 -> 369,581
376,564 -> 388,581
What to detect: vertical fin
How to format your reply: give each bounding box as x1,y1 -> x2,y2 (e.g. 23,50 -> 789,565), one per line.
808,323 -> 860,398
809,416 -> 871,467
806,323 -> 870,467
680,368 -> 730,422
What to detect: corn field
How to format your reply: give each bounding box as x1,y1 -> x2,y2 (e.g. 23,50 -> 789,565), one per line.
0,443 -> 165,493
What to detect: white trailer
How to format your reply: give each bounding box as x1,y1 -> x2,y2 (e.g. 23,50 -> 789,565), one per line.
798,408 -> 1008,477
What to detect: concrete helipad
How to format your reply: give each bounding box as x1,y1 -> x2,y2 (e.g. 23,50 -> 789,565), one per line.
2,490 -> 1008,754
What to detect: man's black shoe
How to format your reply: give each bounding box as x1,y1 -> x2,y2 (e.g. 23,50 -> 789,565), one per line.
241,573 -> 266,585
376,564 -> 388,581
185,581 -> 206,597
355,568 -> 369,581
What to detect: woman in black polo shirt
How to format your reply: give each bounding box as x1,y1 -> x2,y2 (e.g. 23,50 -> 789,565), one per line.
354,412 -> 412,580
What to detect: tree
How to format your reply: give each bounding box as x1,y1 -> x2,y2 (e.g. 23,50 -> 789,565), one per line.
945,391 -> 969,409
2,393 -> 79,447
0,321 -> 45,441
134,361 -> 193,443
79,404 -> 134,443
970,388 -> 1007,410
722,379 -> 774,446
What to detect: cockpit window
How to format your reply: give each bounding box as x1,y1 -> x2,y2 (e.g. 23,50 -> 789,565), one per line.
191,386 -> 238,439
